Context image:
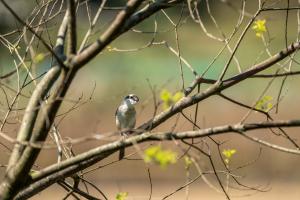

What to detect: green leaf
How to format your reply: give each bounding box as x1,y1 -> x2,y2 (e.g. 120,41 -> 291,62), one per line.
252,19 -> 267,38
144,145 -> 177,169
255,95 -> 273,112
160,89 -> 172,102
144,146 -> 161,163
116,192 -> 128,200
160,89 -> 183,110
33,53 -> 45,63
222,149 -> 237,164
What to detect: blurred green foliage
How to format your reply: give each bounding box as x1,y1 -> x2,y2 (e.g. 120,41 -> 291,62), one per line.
144,145 -> 177,169
160,89 -> 184,110
255,96 -> 273,112
222,148 -> 237,164
115,192 -> 128,200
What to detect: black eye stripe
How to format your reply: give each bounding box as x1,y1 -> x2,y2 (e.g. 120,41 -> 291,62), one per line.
130,95 -> 138,101
124,94 -> 139,101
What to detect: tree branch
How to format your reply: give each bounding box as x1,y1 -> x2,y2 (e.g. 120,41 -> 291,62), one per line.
73,0 -> 183,67
67,0 -> 77,55
7,67 -> 61,168
0,0 -> 65,68
141,41 -> 300,131
16,119 -> 300,199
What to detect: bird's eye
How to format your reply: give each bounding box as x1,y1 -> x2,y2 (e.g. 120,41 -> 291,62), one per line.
124,94 -> 139,102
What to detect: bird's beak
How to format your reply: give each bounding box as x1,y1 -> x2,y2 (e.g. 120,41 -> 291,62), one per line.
134,96 -> 139,103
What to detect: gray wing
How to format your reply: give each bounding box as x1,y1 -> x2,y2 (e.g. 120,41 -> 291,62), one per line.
115,107 -> 119,117
127,109 -> 136,129
115,107 -> 121,130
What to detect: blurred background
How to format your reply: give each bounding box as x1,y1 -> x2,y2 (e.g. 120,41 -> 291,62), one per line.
1,0 -> 300,199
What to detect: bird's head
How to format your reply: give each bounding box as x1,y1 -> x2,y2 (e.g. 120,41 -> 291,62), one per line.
124,94 -> 139,105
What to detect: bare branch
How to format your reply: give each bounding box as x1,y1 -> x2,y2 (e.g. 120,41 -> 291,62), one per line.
67,0 -> 77,55
15,118 -> 300,199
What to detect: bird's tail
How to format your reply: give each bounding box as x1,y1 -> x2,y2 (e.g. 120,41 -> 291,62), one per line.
119,147 -> 125,160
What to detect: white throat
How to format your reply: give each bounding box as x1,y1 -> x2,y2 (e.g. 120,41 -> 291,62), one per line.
122,99 -> 134,107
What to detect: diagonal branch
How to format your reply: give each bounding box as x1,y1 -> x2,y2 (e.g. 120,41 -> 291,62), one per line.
7,66 -> 61,169
142,41 -> 300,131
15,119 -> 300,199
0,0 -> 65,68
73,0 -> 183,67
0,5 -> 70,200
0,1 -> 168,199
12,40 -> 300,200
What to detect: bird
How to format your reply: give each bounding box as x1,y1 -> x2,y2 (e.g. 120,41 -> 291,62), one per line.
115,94 -> 139,160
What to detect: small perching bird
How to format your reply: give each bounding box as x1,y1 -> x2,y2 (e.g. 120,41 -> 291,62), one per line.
115,94 -> 139,160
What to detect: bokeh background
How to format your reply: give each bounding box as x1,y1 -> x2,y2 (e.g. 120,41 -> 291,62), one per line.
0,0 -> 300,199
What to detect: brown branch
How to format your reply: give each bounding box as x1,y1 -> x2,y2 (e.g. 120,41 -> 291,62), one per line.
0,5 -> 70,200
0,0 -> 65,68
251,70 -> 300,78
0,1 -> 170,199
73,0 -> 183,67
15,119 -> 300,199
2,1 -> 300,199
218,93 -> 270,117
67,0 -> 77,55
72,0 -> 145,67
7,67 -> 61,168
141,41 -> 300,131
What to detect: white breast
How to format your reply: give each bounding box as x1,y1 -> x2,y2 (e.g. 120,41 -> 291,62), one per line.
116,103 -> 136,131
